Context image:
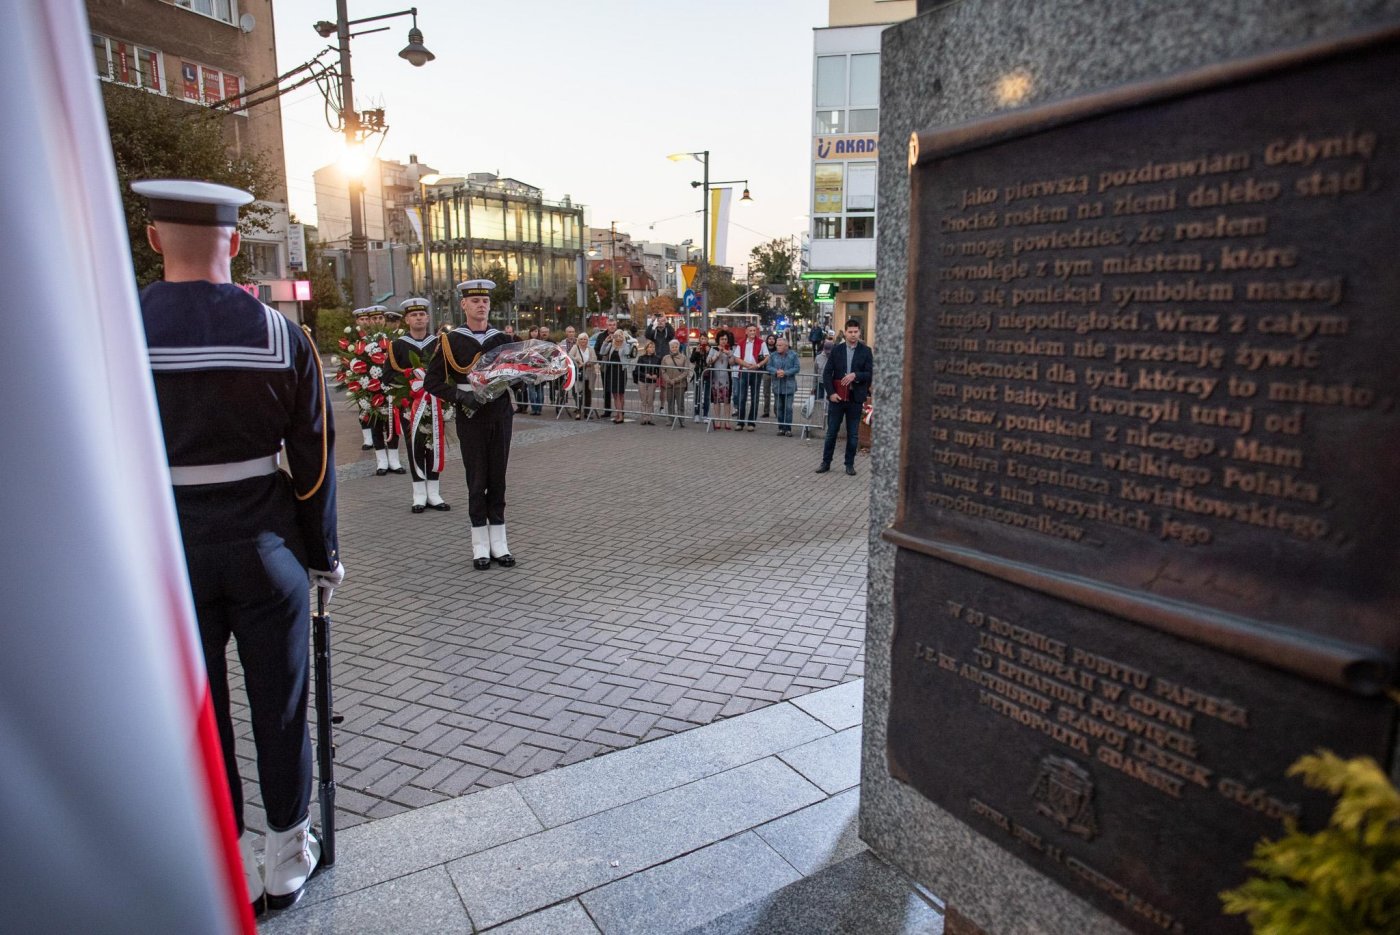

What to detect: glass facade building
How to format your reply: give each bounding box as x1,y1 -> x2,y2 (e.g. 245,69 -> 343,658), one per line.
412,175 -> 585,321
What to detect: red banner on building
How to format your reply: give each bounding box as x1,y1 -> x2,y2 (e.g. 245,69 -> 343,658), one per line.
221,73 -> 241,109
202,68 -> 220,105
182,62 -> 199,101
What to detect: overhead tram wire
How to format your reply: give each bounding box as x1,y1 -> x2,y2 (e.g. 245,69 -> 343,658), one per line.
202,47 -> 337,114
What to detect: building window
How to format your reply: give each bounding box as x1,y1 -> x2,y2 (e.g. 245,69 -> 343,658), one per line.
93,34 -> 164,93
845,216 -> 875,239
815,110 -> 844,134
172,0 -> 237,26
243,241 -> 280,279
813,217 -> 841,240
177,60 -> 244,110
815,55 -> 847,108
846,163 -> 876,211
848,108 -> 879,132
849,54 -> 880,107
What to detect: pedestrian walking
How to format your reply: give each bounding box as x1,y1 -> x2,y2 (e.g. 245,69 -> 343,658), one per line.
766,335 -> 801,436
660,338 -> 691,428
133,179 -> 342,913
425,279 -> 517,569
816,319 -> 873,476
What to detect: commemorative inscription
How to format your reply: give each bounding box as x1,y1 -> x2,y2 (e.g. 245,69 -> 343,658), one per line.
887,31 -> 1400,935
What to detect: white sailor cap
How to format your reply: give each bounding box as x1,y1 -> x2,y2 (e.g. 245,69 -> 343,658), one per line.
131,178 -> 253,227
400,297 -> 431,314
352,307 -> 371,318
364,304 -> 388,315
457,279 -> 495,297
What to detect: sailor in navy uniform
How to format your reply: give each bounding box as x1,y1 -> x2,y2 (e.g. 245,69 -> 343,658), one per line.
387,297 -> 450,513
424,279 -> 517,569
133,179 -> 343,913
351,308 -> 375,449
359,305 -> 405,477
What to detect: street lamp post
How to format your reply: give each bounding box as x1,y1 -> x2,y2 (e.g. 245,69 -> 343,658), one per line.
609,220 -> 619,317
315,3 -> 434,309
668,151 -> 751,337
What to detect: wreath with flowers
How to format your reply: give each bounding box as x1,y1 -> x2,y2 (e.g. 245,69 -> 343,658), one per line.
333,325 -> 396,425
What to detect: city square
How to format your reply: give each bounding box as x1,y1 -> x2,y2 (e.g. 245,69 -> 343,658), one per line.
6,1 -> 1400,934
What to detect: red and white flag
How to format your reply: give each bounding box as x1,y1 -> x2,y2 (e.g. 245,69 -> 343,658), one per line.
0,2 -> 249,932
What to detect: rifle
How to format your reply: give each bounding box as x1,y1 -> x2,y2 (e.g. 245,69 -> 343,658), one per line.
312,588 -> 341,867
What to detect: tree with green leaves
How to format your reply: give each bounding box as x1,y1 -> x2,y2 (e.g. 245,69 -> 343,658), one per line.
749,238 -> 800,287
477,263 -> 515,308
297,223 -> 346,346
1221,750 -> 1400,934
101,83 -> 276,288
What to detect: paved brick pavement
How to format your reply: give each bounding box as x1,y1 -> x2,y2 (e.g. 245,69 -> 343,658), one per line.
231,393 -> 869,830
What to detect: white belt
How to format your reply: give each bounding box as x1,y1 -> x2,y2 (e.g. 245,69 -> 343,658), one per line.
169,454 -> 279,486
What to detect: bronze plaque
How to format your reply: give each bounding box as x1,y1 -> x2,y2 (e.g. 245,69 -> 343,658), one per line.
887,27 -> 1400,935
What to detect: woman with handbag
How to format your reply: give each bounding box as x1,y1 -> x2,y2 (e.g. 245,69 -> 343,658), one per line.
706,331 -> 736,431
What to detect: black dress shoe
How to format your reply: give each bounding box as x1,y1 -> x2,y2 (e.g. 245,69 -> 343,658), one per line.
815,463 -> 831,474
845,466 -> 857,476
473,557 -> 492,570
390,467 -> 407,474
375,468 -> 388,476
493,553 -> 516,568
430,501 -> 451,511
411,504 -> 426,514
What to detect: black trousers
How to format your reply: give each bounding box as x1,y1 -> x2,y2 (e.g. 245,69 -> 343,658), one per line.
393,410 -> 440,481
456,409 -> 513,526
367,414 -> 398,451
184,517 -> 311,834
822,399 -> 861,468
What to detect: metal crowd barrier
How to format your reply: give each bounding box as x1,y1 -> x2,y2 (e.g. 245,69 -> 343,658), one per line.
517,356 -> 826,439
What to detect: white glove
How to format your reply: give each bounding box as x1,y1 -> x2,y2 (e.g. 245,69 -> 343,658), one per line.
309,561 -> 346,603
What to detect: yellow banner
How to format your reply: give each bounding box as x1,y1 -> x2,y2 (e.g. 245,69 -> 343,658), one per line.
814,133 -> 879,161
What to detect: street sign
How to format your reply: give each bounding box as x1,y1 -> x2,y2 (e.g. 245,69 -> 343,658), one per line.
814,282 -> 838,300
683,288 -> 697,309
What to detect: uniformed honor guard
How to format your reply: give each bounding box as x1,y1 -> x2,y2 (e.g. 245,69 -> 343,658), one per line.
132,179 -> 343,913
360,304 -> 406,477
352,308 -> 375,449
424,279 -> 516,569
386,297 -> 451,513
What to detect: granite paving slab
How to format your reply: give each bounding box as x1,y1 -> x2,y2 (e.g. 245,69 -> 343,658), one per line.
515,702 -> 832,827
445,758 -> 825,929
776,726 -> 862,795
578,832 -> 801,935
259,866 -> 472,934
679,852 -> 943,935
301,784 -> 543,906
753,787 -> 866,876
480,899 -> 601,935
789,678 -> 864,731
